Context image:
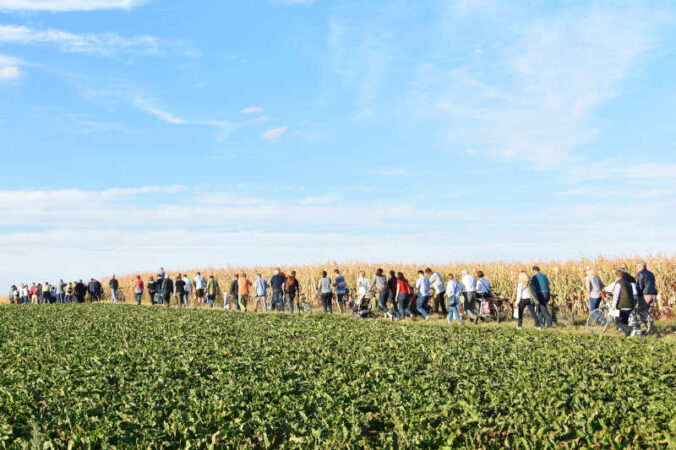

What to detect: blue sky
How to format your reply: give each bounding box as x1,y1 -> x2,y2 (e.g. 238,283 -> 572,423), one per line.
1,0 -> 675,286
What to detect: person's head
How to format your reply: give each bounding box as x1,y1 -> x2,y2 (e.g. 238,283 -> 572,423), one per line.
149,276 -> 154,281
160,267 -> 164,271
234,273 -> 239,279
242,273 -> 247,278
111,275 -> 115,280
389,270 -> 395,277
447,273 -> 455,280
290,271 -> 297,277
461,269 -> 468,276
586,268 -> 596,277
396,272 -> 405,281
59,279 -> 63,282
359,270 -> 365,277
376,268 -> 383,277
334,268 -> 340,274
637,261 -> 647,271
321,270 -> 327,278
615,269 -> 624,280
518,271 -> 529,285
274,267 -> 280,275
136,275 -> 140,280
417,270 -> 424,277
256,273 -> 262,279
532,266 -> 541,274
425,268 -> 432,275
209,275 -> 214,279
197,271 -> 201,276
78,279 -> 82,283
476,270 -> 484,278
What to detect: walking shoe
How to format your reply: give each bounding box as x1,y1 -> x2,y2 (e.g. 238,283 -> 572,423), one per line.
516,326 -> 522,330
535,327 -> 542,330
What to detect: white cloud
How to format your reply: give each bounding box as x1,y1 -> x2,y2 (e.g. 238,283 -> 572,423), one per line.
410,4 -> 668,168
241,106 -> 263,114
132,97 -> 235,136
0,0 -> 146,11
299,194 -> 342,205
0,65 -> 20,80
261,125 -> 288,140
0,24 -> 160,56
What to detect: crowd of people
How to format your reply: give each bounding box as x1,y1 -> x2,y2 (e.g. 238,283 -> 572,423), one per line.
7,262 -> 658,334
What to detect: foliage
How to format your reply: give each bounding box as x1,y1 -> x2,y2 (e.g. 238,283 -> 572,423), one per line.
0,305 -> 674,447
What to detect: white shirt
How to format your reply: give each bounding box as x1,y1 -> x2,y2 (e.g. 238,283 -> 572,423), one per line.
194,275 -> 207,290
461,274 -> 476,292
20,287 -> 28,296
416,276 -> 430,296
516,282 -> 530,301
182,277 -> 192,293
446,280 -> 461,297
429,272 -> 445,293
357,277 -> 370,296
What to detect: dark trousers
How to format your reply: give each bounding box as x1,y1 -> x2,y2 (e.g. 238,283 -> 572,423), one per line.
615,309 -> 633,335
538,292 -> 553,327
518,299 -> 540,327
433,292 -> 448,315
464,291 -> 477,320
321,292 -> 333,313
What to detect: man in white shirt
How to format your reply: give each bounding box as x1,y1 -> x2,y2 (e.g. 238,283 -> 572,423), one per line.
415,270 -> 431,320
460,270 -> 478,321
425,268 -> 447,315
356,271 -> 370,297
194,272 -> 207,304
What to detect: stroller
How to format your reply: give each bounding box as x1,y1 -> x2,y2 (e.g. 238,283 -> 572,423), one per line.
350,291 -> 377,319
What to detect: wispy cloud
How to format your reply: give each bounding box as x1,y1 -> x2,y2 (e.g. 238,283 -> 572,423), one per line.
0,53 -> 22,81
0,0 -> 146,11
299,193 -> 342,205
241,106 -> 263,114
262,125 -> 288,140
0,24 -> 164,57
409,4 -> 670,168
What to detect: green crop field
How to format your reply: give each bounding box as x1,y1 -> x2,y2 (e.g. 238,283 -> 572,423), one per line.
0,305 -> 674,448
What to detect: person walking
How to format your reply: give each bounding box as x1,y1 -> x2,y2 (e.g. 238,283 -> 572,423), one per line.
415,270 -> 431,321
445,274 -> 462,324
206,275 -> 219,308
194,272 -> 207,305
182,274 -> 192,306
74,280 -> 86,303
147,277 -> 157,305
20,284 -> 29,304
387,270 -> 399,318
42,282 -> 51,304
372,268 -> 391,320
156,271 -> 165,305
109,276 -> 119,303
476,271 -> 491,298
317,271 -> 333,314
284,271 -> 300,313
174,274 -> 186,307
636,261 -> 657,308
333,269 -> 347,314
56,279 -> 66,304
611,269 -> 637,336
229,274 -> 240,311
269,268 -> 285,312
134,275 -> 144,305
161,275 -> 173,307
460,270 -> 478,322
585,269 -> 605,320
238,273 -> 252,312
514,271 -> 541,329
531,266 -> 553,328
253,274 -> 268,312
425,268 -> 447,316
356,271 -> 370,297
394,272 -> 413,320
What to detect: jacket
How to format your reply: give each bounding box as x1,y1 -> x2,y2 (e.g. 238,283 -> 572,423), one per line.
162,277 -> 173,294
637,269 -> 657,295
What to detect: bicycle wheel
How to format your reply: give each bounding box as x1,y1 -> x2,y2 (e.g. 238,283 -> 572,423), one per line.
586,308 -> 610,335
493,302 -> 512,323
554,305 -> 574,328
632,309 -> 653,337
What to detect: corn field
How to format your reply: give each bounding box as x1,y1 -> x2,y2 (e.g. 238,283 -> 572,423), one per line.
85,256 -> 676,319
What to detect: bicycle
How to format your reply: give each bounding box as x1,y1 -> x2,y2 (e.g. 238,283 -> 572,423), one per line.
586,297 -> 612,335
461,292 -> 513,323
525,294 -> 574,328
586,293 -> 653,337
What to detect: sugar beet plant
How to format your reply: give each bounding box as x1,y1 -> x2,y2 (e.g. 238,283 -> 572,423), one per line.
0,305 -> 674,448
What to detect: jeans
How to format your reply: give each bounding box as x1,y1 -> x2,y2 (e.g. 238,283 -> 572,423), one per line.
285,293 -> 296,313
336,293 -> 345,305
207,294 -> 215,308
134,291 -> 143,305
589,297 -> 602,320
378,291 -> 389,315
254,295 -> 267,312
447,305 -> 461,323
57,293 -> 65,304
538,292 -> 553,328
397,293 -> 412,318
518,299 -> 540,328
321,292 -> 333,313
272,289 -> 283,311
111,288 -> 117,303
238,294 -> 249,311
416,295 -> 430,319
148,292 -> 156,305
21,295 -> 28,304
615,309 -> 633,336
